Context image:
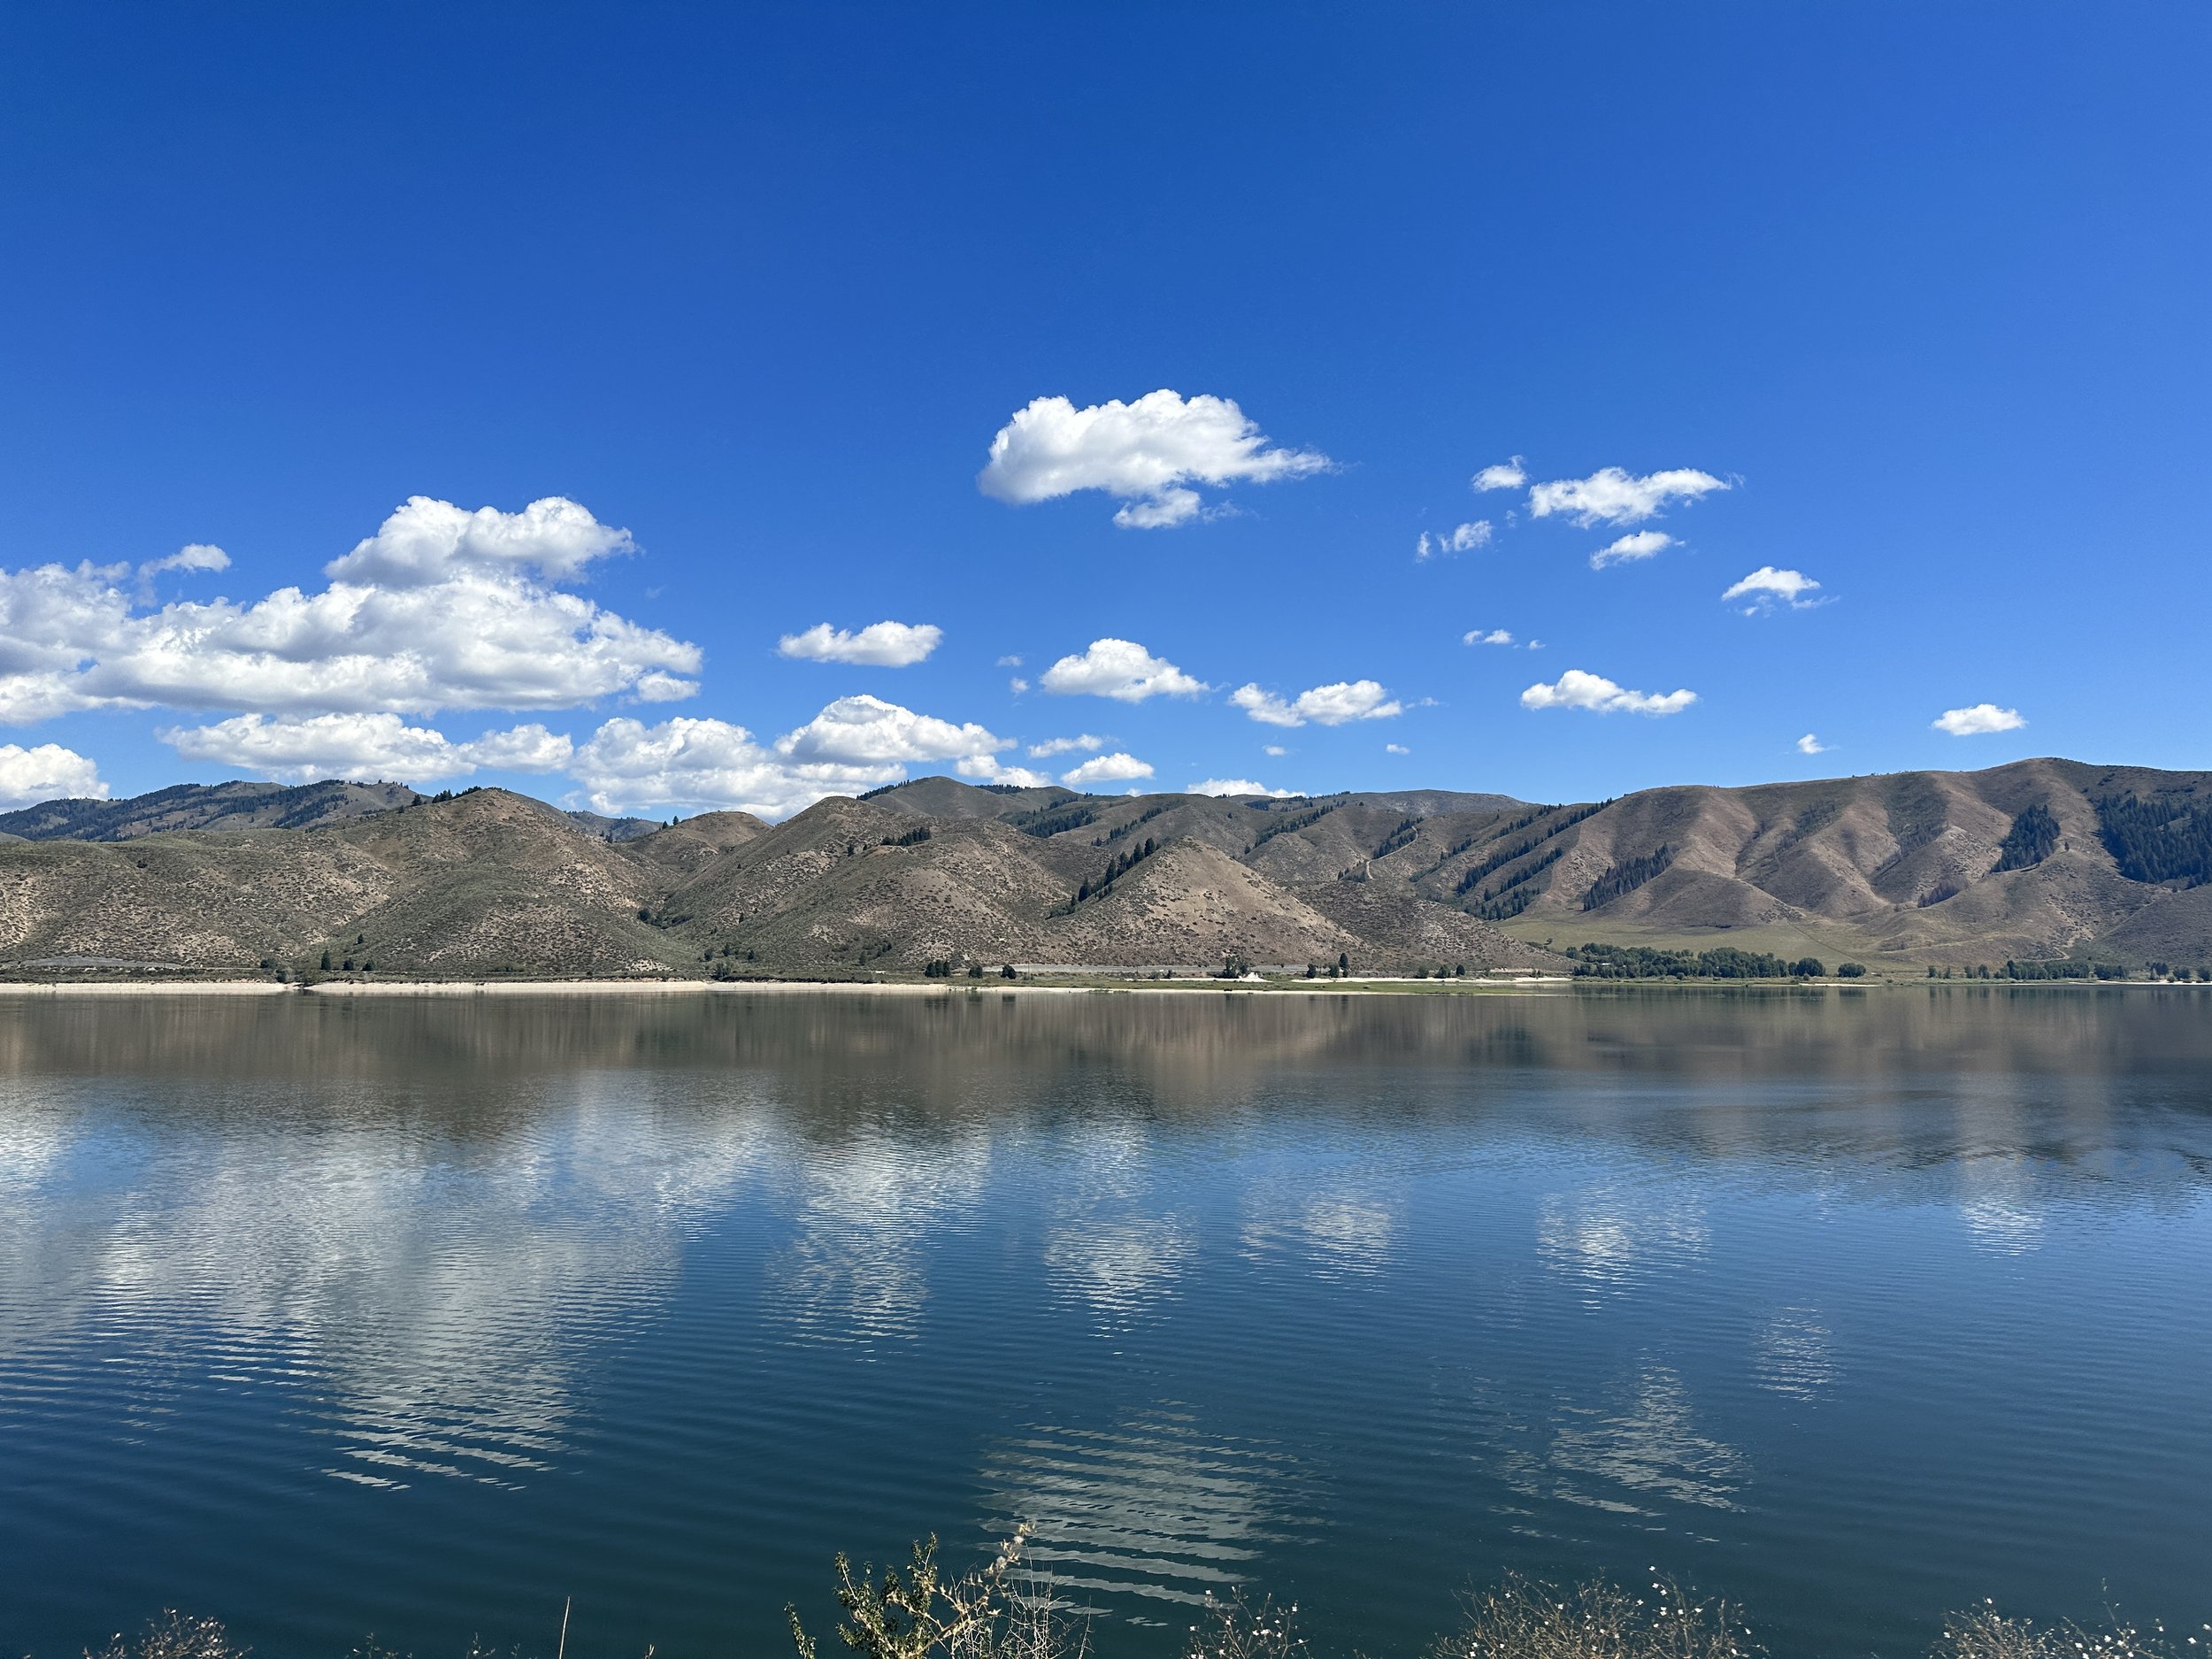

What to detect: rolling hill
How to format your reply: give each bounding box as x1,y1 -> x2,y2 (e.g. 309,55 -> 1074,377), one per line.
0,758 -> 2203,979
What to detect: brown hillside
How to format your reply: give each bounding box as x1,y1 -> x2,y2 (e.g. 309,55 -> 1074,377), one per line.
1486,758 -> 2210,965
0,761 -> 2203,979
1045,839 -> 1356,967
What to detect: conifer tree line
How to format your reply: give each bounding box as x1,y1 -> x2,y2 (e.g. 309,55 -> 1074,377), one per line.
2095,793 -> 2212,887
1449,801 -> 1608,900
1582,845 -> 1673,910
1062,837 -> 1159,910
1097,803 -> 1170,845
1371,816 -> 1421,859
1010,803 -> 1100,839
1991,803 -> 2059,872
1478,887 -> 1537,921
1467,847 -> 1564,918
1249,803 -> 1334,851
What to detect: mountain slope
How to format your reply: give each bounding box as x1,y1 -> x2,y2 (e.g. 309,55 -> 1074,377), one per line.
0,780 -> 422,841
1471,758 -> 2212,965
0,760 -> 2202,978
0,789 -> 682,977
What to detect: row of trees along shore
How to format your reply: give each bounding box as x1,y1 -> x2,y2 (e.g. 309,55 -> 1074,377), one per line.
1564,944 -> 1862,979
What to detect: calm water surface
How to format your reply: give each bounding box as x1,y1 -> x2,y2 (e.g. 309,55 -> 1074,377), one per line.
1,987 -> 2208,1657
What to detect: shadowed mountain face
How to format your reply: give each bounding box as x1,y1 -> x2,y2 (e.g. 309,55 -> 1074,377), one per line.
0,780 -> 424,841
1448,758 -> 2212,968
0,761 -> 2203,977
0,779 -> 677,847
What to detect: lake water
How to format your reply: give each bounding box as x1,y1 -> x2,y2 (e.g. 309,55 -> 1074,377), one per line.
2,987 -> 2208,1658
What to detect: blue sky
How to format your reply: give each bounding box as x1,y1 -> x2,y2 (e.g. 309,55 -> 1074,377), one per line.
1,3 -> 2204,817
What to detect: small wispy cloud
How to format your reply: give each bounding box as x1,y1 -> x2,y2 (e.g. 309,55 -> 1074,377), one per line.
1529,465 -> 1730,527
1723,567 -> 1824,613
1797,733 -> 1828,755
1029,733 -> 1106,757
1417,521 -> 1492,560
1471,457 -> 1526,492
1385,742 -> 1410,755
1462,627 -> 1516,647
1590,530 -> 1674,570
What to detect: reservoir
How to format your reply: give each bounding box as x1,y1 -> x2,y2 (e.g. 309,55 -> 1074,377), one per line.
1,987 -> 2207,1656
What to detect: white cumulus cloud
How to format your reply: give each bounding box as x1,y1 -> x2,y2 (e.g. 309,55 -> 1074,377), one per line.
138,544 -> 232,592
0,497 -> 698,725
978,390 -> 1329,528
1062,751 -> 1154,788
777,620 -> 942,666
1041,638 -> 1208,702
1521,670 -> 1697,717
1590,530 -> 1675,569
1797,733 -> 1829,755
1463,628 -> 1515,646
1231,679 -> 1402,728
1471,457 -> 1526,492
774,694 -> 1010,766
1385,742 -> 1410,755
956,755 -> 1053,787
1187,778 -> 1294,798
1262,744 -> 1287,757
1932,703 -> 2026,736
570,717 -> 867,818
1723,567 -> 1824,612
326,495 -> 634,587
1529,466 -> 1730,527
564,694 -> 1030,818
1028,733 -> 1106,757
162,713 -> 573,785
0,741 -> 106,806
1417,521 -> 1492,560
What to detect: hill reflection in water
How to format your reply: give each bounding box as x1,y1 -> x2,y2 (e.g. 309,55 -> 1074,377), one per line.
0,987 -> 2207,1659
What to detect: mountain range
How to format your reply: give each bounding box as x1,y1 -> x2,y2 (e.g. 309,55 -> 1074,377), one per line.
0,757 -> 2204,979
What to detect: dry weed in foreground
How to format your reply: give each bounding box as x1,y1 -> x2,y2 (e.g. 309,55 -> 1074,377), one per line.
1935,1602 -> 2204,1659
71,1561 -> 2212,1659
87,1613 -> 247,1659
1186,1594 -> 1307,1659
787,1527 -> 1087,1659
1429,1574 -> 1755,1659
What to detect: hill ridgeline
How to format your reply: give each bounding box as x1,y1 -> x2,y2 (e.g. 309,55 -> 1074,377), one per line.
0,758 -> 2204,980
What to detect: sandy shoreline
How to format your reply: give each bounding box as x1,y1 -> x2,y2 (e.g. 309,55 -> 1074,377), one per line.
0,974 -> 1578,999
0,974 -> 2177,998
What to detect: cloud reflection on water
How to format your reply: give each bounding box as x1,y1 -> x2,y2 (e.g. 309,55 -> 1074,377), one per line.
1536,1186 -> 1710,1302
1752,1306 -> 1839,1401
0,984 -> 2203,1604
768,1127 -> 992,1344
976,1405 -> 1307,1616
1,1078 -> 780,1486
